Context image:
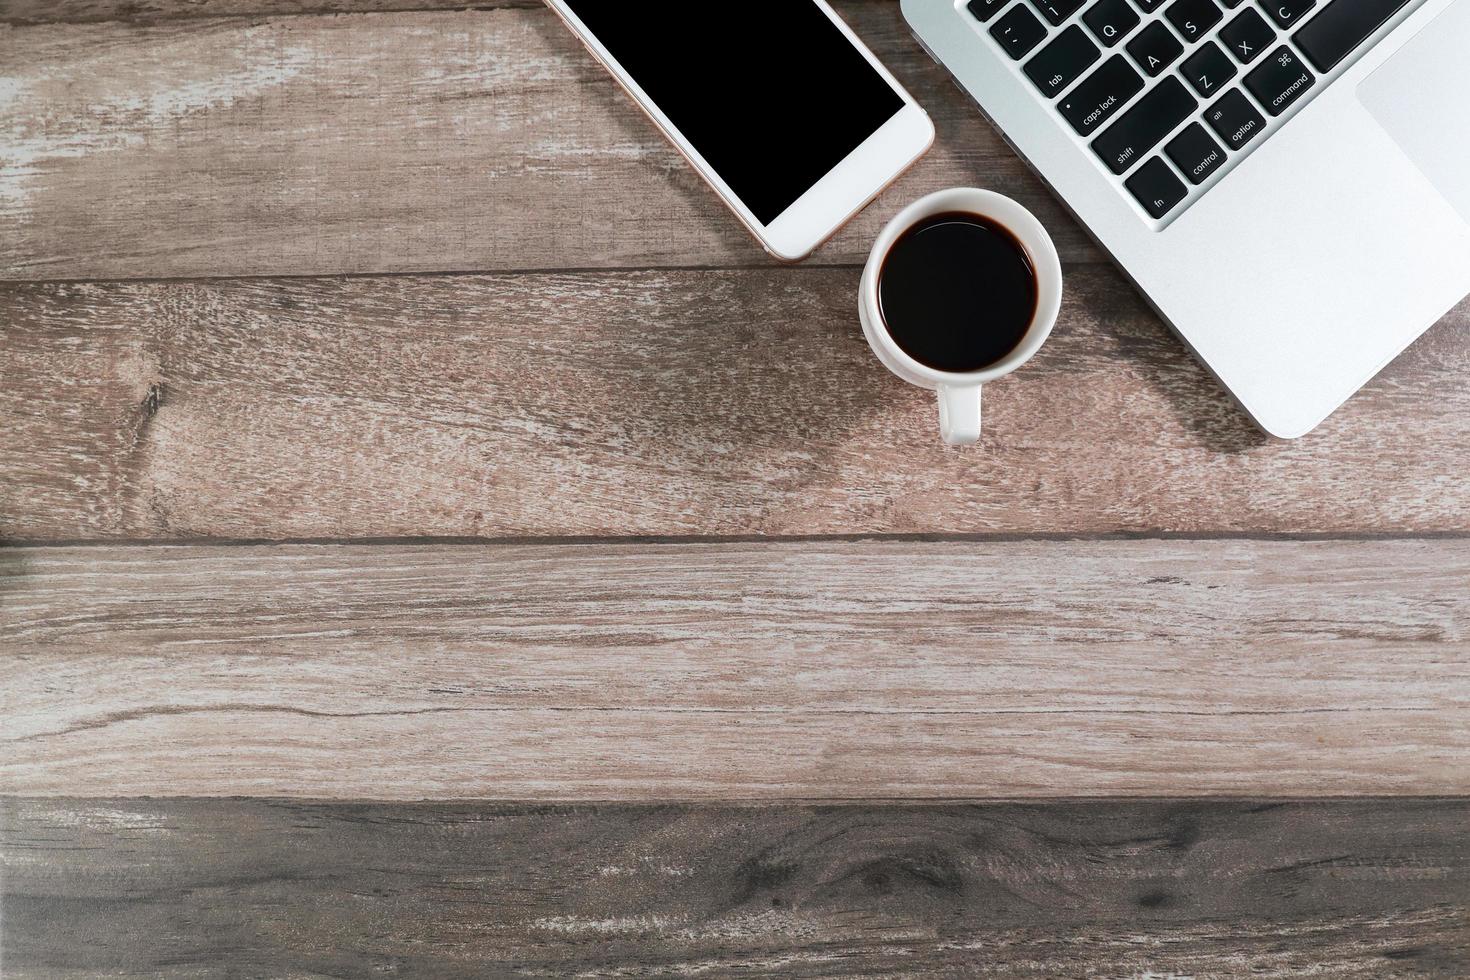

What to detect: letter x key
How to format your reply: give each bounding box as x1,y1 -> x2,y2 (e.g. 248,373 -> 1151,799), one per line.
1220,8 -> 1277,65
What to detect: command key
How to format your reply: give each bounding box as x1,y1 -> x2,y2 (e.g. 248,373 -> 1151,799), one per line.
1244,46 -> 1315,117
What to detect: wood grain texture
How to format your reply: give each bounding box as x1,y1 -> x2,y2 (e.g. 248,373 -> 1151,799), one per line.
0,2 -> 1100,280
3,271 -> 1467,540
4,539 -> 1468,799
0,0 -> 535,25
4,797 -> 1468,977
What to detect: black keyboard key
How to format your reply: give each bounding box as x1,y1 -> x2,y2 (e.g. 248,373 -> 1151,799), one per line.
1204,88 -> 1267,149
1125,157 -> 1188,218
1165,0 -> 1223,43
1092,76 -> 1198,174
1127,21 -> 1185,76
991,4 -> 1049,59
1181,41 -> 1237,97
1082,0 -> 1140,47
1025,27 -> 1102,98
1165,122 -> 1226,183
1220,0 -> 1244,6
1294,0 -> 1409,72
1028,0 -> 1086,25
1059,55 -> 1147,136
967,0 -> 1015,22
1135,0 -> 1168,10
1259,0 -> 1314,28
1219,8 -> 1275,63
1245,45 -> 1315,115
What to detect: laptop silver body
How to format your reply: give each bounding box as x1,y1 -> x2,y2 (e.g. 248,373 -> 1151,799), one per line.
904,0 -> 1470,436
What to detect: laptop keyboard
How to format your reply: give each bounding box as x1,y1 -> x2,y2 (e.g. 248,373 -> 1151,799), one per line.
972,0 -> 1416,222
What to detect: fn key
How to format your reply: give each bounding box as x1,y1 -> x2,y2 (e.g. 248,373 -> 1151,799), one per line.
1125,158 -> 1187,219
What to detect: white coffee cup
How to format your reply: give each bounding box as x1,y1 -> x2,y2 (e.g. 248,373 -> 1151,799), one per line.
859,187 -> 1063,445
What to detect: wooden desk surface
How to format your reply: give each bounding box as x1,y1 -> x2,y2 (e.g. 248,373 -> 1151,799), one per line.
2,1 -> 1468,975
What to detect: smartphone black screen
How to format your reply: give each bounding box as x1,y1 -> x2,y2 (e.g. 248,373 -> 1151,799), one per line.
562,1 -> 905,224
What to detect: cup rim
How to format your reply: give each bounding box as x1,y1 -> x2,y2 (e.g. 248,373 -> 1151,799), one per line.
861,187 -> 1063,388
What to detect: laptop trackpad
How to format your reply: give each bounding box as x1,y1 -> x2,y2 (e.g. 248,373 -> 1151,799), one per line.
1358,1 -> 1470,225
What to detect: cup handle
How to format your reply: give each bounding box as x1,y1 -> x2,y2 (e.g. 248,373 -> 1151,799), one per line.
937,384 -> 981,446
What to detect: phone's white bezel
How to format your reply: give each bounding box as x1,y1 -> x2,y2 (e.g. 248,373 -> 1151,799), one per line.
545,0 -> 934,261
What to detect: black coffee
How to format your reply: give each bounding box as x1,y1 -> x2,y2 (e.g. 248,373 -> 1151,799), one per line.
878,211 -> 1037,373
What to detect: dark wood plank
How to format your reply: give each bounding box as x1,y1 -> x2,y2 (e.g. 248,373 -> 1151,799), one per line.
2,271 -> 1467,540
5,539 -> 1468,799
3,797 -> 1467,977
0,3 -> 1099,280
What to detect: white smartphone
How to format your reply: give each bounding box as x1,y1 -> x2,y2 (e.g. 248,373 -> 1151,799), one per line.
545,0 -> 935,262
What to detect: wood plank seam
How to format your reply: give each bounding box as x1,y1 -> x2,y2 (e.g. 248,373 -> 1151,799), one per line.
7,532 -> 1470,547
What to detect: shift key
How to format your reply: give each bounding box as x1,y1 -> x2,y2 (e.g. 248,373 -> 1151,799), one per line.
1059,55 -> 1146,137
1091,77 -> 1197,175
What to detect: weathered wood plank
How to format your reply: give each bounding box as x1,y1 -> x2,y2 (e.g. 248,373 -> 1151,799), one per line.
0,3 -> 1099,280
4,539 -> 1468,799
0,0 -> 535,25
3,797 -> 1467,977
2,271 -> 1467,540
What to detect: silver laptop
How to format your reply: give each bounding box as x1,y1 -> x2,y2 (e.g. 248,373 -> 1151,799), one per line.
904,0 -> 1470,437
